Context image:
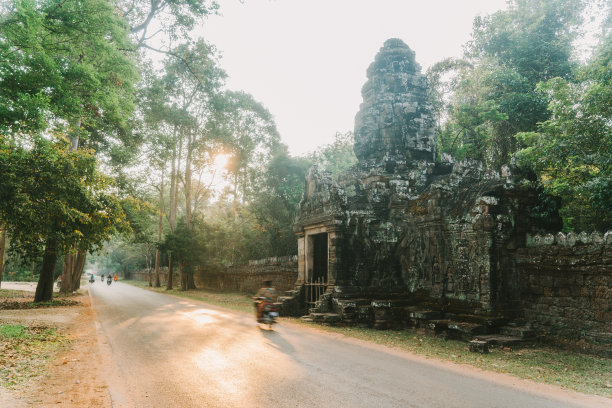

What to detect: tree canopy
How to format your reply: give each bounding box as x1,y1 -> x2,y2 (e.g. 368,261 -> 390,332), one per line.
428,0 -> 611,231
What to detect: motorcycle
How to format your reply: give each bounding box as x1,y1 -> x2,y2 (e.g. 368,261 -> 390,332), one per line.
106,276 -> 112,286
254,297 -> 279,328
89,277 -> 95,284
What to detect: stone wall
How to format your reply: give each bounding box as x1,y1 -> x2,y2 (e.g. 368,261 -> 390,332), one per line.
517,232 -> 612,355
131,267 -> 177,285
194,256 -> 297,294
130,257 -> 297,294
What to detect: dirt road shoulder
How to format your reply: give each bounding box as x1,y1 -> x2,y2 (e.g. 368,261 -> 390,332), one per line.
0,287 -> 112,407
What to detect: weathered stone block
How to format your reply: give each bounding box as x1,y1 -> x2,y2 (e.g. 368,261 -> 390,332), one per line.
469,340 -> 489,353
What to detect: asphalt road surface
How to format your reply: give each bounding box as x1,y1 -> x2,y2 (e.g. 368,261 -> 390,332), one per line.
89,282 -> 607,408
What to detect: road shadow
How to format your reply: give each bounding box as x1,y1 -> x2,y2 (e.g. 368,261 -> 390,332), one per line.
259,327 -> 296,354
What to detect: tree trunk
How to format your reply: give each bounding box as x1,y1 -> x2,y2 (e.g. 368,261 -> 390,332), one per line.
178,261 -> 185,291
0,228 -> 6,288
154,168 -> 164,288
147,253 -> 152,287
169,126 -> 178,232
166,254 -> 173,290
71,251 -> 86,291
35,238 -> 58,302
154,251 -> 161,287
185,132 -> 193,229
61,252 -> 74,294
169,155 -> 176,232
186,272 -> 196,290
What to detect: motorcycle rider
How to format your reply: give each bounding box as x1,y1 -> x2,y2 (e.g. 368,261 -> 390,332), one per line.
253,280 -> 277,322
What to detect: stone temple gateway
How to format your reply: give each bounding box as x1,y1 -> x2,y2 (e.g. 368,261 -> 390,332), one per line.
280,38 -> 574,340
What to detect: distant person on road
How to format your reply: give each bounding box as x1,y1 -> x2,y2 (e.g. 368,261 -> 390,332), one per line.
253,280 -> 277,321
114,274 -> 118,282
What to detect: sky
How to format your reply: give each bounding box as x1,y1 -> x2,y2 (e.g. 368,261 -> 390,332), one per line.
197,0 -> 509,156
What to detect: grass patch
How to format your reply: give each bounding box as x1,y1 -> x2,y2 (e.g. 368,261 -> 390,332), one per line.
122,280 -> 612,398
0,289 -> 30,299
122,280 -> 254,313
0,324 -> 26,338
0,298 -> 80,310
0,288 -> 82,310
0,324 -> 67,388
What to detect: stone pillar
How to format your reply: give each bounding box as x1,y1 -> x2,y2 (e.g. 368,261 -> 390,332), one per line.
327,227 -> 342,285
296,232 -> 305,284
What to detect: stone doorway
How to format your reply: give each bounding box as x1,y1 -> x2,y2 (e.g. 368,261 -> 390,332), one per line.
311,233 -> 328,283
305,233 -> 328,309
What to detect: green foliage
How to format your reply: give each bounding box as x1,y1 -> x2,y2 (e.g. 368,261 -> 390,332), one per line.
0,324 -> 25,339
0,137 -> 128,259
245,147 -> 312,258
0,323 -> 65,388
468,0 -> 579,83
159,217 -> 214,272
118,0 -> 218,47
435,0 -> 583,168
309,132 -> 358,178
515,34 -> 612,231
0,0 -> 138,151
428,0 -> 612,230
210,90 -> 281,200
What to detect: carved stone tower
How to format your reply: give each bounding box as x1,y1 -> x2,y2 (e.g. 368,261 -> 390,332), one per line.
354,38 -> 436,164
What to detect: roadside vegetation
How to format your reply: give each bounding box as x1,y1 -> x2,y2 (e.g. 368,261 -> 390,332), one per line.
0,289 -> 78,389
124,281 -> 612,398
0,324 -> 66,388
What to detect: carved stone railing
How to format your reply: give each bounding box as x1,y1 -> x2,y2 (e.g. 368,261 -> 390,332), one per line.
525,231 -> 612,247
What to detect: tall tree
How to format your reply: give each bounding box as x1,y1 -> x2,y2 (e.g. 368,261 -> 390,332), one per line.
516,31 -> 612,231
0,138 -> 126,301
0,0 -> 140,294
0,229 -> 6,288
433,0 -> 584,168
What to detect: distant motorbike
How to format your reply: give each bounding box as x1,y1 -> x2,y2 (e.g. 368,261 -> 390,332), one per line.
89,277 -> 95,284
106,276 -> 112,286
254,297 -> 278,328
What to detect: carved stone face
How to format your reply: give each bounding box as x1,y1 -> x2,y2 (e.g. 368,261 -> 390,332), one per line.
306,178 -> 316,199
353,39 -> 435,164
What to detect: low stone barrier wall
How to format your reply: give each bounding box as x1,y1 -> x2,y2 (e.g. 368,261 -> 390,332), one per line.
131,267 -> 178,285
130,257 -> 298,295
517,231 -> 612,355
194,256 -> 297,294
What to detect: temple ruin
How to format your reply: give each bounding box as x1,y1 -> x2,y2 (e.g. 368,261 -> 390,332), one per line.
278,39 -> 611,352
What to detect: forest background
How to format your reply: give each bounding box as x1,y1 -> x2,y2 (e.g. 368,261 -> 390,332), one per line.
0,0 -> 610,300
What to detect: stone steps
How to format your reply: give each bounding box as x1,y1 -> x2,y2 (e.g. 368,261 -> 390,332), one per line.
447,322 -> 487,340
409,310 -> 443,320
469,334 -> 532,353
500,326 -> 535,339
302,312 -> 342,324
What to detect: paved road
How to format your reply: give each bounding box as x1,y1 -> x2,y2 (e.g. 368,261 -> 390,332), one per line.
89,282 -> 607,408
